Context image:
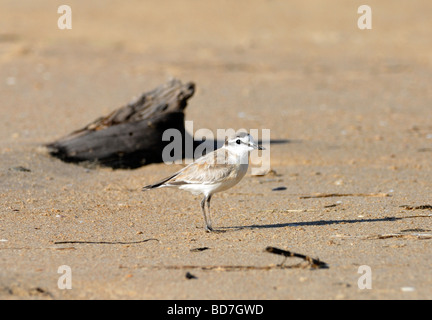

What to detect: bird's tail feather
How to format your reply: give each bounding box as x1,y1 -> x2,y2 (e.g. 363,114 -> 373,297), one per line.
142,172 -> 180,191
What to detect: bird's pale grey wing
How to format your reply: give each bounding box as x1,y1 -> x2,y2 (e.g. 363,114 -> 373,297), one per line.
174,163 -> 238,185
141,154 -> 214,190
143,148 -> 236,189
170,149 -> 239,185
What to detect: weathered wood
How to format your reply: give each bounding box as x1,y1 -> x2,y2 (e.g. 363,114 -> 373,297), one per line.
46,79 -> 195,169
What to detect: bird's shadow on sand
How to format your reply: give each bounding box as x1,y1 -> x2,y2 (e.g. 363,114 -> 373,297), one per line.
219,216 -> 402,232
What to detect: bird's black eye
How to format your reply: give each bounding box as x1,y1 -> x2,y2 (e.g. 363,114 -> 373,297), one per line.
236,139 -> 241,145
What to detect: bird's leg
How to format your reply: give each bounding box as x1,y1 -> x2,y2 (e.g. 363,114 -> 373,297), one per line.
206,195 -> 213,231
201,196 -> 213,232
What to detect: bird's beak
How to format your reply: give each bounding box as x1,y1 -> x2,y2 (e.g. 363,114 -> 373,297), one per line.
250,142 -> 265,150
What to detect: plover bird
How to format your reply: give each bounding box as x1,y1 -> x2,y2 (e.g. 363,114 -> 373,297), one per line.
143,132 -> 264,232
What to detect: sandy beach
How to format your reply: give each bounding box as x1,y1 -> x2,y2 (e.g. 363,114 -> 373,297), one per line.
0,0 -> 431,299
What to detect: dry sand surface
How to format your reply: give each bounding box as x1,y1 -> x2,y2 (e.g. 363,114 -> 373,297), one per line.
1,0 -> 431,300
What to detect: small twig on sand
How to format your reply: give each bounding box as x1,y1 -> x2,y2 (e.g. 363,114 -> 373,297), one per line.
131,263 -> 319,271
365,233 -> 432,240
299,193 -> 390,199
138,265 -> 284,271
265,246 -> 329,269
332,233 -> 432,240
190,247 -> 210,252
53,238 -> 159,245
400,204 -> 432,210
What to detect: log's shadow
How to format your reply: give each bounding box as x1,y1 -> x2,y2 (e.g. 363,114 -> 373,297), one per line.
221,216 -> 401,231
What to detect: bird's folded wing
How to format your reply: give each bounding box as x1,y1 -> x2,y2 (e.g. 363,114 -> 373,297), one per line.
168,149 -> 239,185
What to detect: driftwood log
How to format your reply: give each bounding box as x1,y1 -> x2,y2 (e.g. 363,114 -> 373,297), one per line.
46,79 -> 195,169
